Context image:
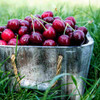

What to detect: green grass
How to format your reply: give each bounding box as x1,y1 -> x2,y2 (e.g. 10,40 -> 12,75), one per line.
0,0 -> 100,100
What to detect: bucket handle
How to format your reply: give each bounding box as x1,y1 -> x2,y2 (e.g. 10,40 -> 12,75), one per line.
11,54 -> 63,88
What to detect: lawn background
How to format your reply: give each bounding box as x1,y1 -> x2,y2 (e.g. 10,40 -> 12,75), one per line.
0,0 -> 100,100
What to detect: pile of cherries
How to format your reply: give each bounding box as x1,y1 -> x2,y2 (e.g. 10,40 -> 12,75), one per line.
0,11 -> 88,46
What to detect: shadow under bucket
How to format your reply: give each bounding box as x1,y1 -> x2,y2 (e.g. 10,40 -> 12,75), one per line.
0,33 -> 94,100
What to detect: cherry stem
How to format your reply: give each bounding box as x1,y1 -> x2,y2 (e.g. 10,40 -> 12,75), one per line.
83,20 -> 93,27
15,35 -> 18,59
32,15 -> 47,31
63,24 -> 68,35
66,23 -> 75,32
36,17 -> 52,26
31,14 -> 35,32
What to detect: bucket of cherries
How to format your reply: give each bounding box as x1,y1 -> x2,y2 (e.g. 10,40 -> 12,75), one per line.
0,11 -> 88,46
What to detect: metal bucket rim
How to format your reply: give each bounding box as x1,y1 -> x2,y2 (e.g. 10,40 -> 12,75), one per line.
0,33 -> 94,49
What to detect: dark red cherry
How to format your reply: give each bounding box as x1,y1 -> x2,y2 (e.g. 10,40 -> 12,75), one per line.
8,38 -> 20,45
53,19 -> 65,33
43,17 -> 54,23
73,30 -> 85,43
78,26 -> 88,35
20,34 -> 30,45
43,39 -> 56,46
1,29 -> 15,42
31,19 -> 44,32
54,16 -> 61,20
30,32 -> 43,45
24,16 -> 32,23
65,27 -> 73,35
45,24 -> 52,29
75,25 -> 78,30
58,35 -> 70,46
18,19 -> 23,22
19,20 -> 30,28
34,14 -> 42,19
68,32 -> 73,39
0,40 -> 7,45
41,11 -> 53,19
7,19 -> 20,31
18,26 -> 28,36
65,16 -> 76,25
43,27 -> 56,39
65,20 -> 74,28
0,26 -> 7,32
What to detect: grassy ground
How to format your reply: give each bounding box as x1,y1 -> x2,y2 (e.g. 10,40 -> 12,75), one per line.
0,0 -> 100,100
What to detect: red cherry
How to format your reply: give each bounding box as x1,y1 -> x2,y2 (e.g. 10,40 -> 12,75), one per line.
58,35 -> 70,46
41,11 -> 53,19
43,27 -> 56,39
68,32 -> 73,39
73,30 -> 85,43
20,34 -> 30,45
34,14 -> 42,19
65,27 -> 73,35
1,29 -> 15,42
30,32 -> 43,45
24,16 -> 32,23
8,38 -> 20,45
19,20 -> 30,28
0,40 -> 7,45
54,16 -> 61,20
65,16 -> 76,25
45,24 -> 52,29
65,20 -> 74,28
0,26 -> 7,32
53,19 -> 65,33
43,17 -> 54,23
18,19 -> 23,22
78,26 -> 88,35
75,25 -> 78,30
43,39 -> 56,46
31,19 -> 44,32
18,26 -> 28,36
7,19 -> 20,31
